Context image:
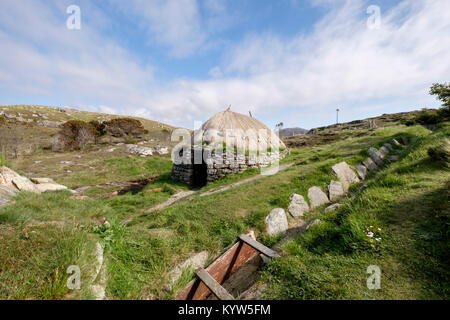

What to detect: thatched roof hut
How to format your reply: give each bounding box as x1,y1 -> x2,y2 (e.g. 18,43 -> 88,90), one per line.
193,109 -> 286,150
172,109 -> 288,186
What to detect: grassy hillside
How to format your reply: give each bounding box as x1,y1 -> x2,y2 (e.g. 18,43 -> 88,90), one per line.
2,111 -> 447,299
261,123 -> 449,299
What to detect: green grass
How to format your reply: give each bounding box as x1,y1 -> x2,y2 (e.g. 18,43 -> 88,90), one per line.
259,123 -> 450,300
0,122 -> 444,300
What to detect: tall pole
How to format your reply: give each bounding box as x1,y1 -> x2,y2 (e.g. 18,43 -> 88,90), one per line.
336,108 -> 340,124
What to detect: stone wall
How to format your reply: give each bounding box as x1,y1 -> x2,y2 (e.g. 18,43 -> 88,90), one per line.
171,146 -> 288,185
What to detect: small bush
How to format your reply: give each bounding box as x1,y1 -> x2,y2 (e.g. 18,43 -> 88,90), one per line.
428,139 -> 450,165
53,120 -> 97,151
103,118 -> 148,138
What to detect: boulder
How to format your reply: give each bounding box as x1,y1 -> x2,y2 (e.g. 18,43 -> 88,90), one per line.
288,194 -> 309,218
363,157 -> 378,171
35,183 -> 68,193
331,162 -> 360,192
328,180 -> 345,201
126,144 -> 153,156
12,176 -> 40,193
265,208 -> 288,236
392,139 -> 401,146
0,186 -> 18,205
388,155 -> 399,162
368,148 -> 384,166
355,164 -> 367,180
307,186 -> 330,208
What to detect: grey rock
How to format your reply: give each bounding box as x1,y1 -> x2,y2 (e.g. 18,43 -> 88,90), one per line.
363,157 -> 378,171
307,186 -> 330,208
325,203 -> 342,212
328,180 -> 345,201
368,148 -> 384,165
355,164 -> 367,180
331,162 -> 360,192
379,146 -> 390,156
401,136 -> 409,145
265,208 -> 288,236
383,143 -> 393,151
288,194 -> 309,218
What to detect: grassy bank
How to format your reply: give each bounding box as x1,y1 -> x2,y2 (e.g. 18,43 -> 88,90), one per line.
260,123 -> 449,299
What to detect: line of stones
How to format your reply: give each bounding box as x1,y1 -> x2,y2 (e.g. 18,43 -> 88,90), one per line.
265,137 -> 409,236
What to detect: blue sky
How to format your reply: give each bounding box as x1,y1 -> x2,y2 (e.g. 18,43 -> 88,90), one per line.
0,0 -> 449,130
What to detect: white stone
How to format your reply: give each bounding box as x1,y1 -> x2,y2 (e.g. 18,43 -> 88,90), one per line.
392,139 -> 401,146
307,186 -> 330,208
12,176 -> 40,193
331,162 -> 360,192
288,194 -> 309,218
328,180 -> 345,201
35,183 -> 68,192
265,208 -> 288,236
126,144 -> 153,156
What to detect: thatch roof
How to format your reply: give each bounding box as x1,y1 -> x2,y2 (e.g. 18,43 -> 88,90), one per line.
193,109 -> 286,151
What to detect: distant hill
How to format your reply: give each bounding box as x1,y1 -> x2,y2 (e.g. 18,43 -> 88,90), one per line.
279,127 -> 308,137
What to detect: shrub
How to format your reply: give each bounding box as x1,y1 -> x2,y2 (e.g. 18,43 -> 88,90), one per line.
428,139 -> 450,166
103,118 -> 148,138
53,120 -> 97,151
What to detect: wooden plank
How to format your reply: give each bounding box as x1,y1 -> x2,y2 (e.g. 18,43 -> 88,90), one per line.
176,240 -> 259,300
195,268 -> 234,300
239,234 -> 280,258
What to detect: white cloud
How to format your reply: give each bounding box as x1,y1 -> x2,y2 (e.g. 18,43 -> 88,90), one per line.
0,0 -> 449,129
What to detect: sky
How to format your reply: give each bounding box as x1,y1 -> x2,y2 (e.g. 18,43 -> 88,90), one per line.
0,0 -> 449,130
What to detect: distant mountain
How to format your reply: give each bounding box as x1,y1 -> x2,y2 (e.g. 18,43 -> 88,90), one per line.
279,127 -> 308,137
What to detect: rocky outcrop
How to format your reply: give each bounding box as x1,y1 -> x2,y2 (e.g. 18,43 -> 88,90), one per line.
126,144 -> 153,156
